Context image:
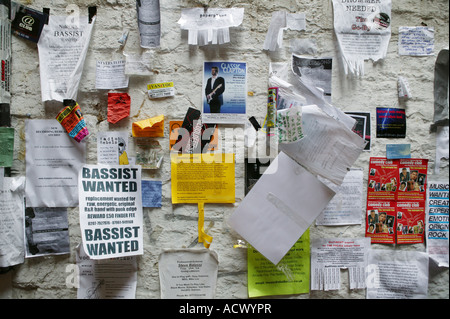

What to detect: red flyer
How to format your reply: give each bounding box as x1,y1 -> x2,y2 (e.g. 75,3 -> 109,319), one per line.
367,157 -> 398,202
396,201 -> 425,244
366,200 -> 396,244
397,158 -> 428,202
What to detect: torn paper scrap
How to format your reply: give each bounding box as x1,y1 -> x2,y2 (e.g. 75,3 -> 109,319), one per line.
158,249 -> 219,299
178,8 -> 244,46
0,127 -> 14,167
136,0 -> 161,48
76,244 -> 137,299
56,99 -> 89,142
366,249 -> 429,299
107,93 -> 130,124
132,115 -> 164,137
398,76 -> 412,99
263,11 -> 306,51
134,138 -> 163,169
311,238 -> 370,290
332,0 -> 391,76
38,14 -> 95,102
279,104 -> 366,186
228,151 -> 335,265
124,51 -> 154,76
434,125 -> 449,175
398,26 -> 434,56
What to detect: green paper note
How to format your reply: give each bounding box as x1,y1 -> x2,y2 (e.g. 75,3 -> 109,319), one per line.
247,228 -> 310,298
0,127 -> 14,167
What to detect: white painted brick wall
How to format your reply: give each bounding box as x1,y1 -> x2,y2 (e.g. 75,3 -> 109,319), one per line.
0,0 -> 448,299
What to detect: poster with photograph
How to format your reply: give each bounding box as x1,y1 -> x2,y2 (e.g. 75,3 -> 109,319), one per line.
365,201 -> 396,244
366,157 -> 429,244
78,165 -> 143,260
396,201 -> 425,244
397,158 -> 428,202
202,61 -> 247,124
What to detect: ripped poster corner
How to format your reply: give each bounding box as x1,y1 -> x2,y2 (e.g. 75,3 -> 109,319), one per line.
332,0 -> 391,77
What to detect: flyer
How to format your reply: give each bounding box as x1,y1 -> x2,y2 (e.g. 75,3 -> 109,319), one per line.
170,153 -> 235,204
202,61 -> 247,124
311,237 -> 370,291
158,249 -> 219,299
247,230 -> 310,298
0,177 -> 25,268
37,14 -> 95,102
332,0 -> 391,76
376,107 -> 406,138
95,60 -> 129,90
366,250 -> 429,299
76,244 -> 137,299
25,119 -> 86,208
78,165 -> 144,259
316,168 -> 364,226
136,0 -> 161,48
97,131 -> 129,165
24,206 -> 70,257
365,157 -> 429,244
396,201 -> 425,244
426,180 -> 449,267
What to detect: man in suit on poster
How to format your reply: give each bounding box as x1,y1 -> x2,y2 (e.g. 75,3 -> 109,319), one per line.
205,66 -> 225,113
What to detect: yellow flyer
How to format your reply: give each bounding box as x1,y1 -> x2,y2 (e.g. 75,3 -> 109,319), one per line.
247,229 -> 310,298
170,153 -> 235,204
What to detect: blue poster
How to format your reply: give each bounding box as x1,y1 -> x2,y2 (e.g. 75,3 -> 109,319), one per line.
202,61 -> 247,124
141,180 -> 162,208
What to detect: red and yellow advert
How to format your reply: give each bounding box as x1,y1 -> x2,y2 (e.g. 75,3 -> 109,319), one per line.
397,158 -> 428,202
366,200 -> 396,244
367,157 -> 398,202
396,201 -> 425,244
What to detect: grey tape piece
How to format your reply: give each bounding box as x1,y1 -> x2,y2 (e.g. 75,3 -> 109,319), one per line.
266,192 -> 309,230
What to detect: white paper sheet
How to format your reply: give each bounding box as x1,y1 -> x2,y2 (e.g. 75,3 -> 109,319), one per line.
158,249 -> 219,299
279,104 -> 366,186
366,249 -> 429,299
37,15 -> 95,102
228,151 -> 336,265
178,8 -> 244,46
0,177 -> 25,268
25,119 -> 86,207
76,244 -> 137,299
311,237 -> 370,290
316,168 -> 364,225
